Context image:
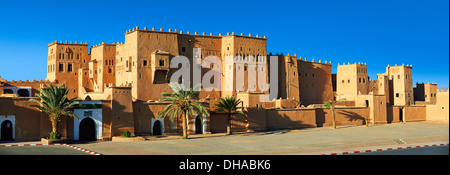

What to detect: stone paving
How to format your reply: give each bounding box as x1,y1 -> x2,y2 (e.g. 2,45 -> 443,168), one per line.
0,121 -> 448,155
72,121 -> 449,155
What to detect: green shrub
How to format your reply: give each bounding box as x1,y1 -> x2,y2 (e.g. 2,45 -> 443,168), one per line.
122,130 -> 132,137
48,131 -> 61,140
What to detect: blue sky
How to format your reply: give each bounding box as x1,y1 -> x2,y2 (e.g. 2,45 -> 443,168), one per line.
0,0 -> 448,87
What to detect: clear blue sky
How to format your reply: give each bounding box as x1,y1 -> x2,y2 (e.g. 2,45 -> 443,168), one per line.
0,0 -> 448,87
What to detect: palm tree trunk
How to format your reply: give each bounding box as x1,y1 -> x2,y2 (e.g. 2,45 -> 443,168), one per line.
227,114 -> 232,135
182,111 -> 188,139
51,117 -> 58,134
331,106 -> 336,129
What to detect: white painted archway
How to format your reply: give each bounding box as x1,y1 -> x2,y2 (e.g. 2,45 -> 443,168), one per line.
193,114 -> 206,134
0,115 -> 15,140
73,101 -> 102,140
151,118 -> 165,135
3,87 -> 32,97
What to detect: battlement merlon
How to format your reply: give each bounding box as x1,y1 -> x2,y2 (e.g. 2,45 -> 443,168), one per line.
387,64 -> 413,68
124,26 -> 267,40
416,82 -> 438,85
337,62 -> 367,66
48,40 -> 89,47
267,53 -> 332,66
91,42 -> 117,49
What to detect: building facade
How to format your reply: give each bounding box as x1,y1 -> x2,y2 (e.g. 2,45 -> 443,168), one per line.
0,26 -> 448,142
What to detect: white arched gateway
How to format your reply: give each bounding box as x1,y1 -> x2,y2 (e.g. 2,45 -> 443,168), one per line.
0,115 -> 15,141
73,101 -> 102,141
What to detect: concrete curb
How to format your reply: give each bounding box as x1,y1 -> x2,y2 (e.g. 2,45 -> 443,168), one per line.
0,143 -> 61,147
0,143 -> 102,155
320,143 -> 449,155
62,143 -> 102,155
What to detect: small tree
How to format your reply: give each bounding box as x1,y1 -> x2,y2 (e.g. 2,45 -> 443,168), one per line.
157,83 -> 209,139
214,96 -> 246,135
29,84 -> 79,139
324,100 -> 336,129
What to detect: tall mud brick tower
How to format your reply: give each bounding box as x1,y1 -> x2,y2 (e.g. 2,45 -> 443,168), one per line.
46,40 -> 90,99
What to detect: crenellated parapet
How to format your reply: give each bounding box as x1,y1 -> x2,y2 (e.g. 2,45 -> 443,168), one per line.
48,40 -> 89,47
267,52 -> 332,66
124,26 -> 266,40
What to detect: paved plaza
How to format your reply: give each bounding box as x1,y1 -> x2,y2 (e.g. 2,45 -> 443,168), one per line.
0,121 -> 448,155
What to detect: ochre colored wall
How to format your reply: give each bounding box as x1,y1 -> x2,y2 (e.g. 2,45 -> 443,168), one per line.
266,108 -> 317,129
209,113 -> 247,133
404,106 -> 426,122
0,98 -> 42,141
317,107 -> 369,127
426,90 -> 449,123
110,87 -> 135,136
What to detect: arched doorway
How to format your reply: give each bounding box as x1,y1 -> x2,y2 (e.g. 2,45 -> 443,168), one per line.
17,89 -> 30,97
1,120 -> 13,141
153,120 -> 162,135
79,118 -> 96,141
195,116 -> 203,134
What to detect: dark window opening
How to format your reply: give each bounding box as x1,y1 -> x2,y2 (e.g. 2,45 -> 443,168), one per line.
59,63 -> 64,72
68,64 -> 73,72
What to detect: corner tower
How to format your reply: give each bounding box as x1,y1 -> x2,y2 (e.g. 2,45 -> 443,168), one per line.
47,40 -> 90,99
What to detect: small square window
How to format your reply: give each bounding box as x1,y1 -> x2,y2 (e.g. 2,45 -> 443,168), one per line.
68,64 -> 73,72
59,63 -> 64,72
396,93 -> 399,97
143,60 -> 148,66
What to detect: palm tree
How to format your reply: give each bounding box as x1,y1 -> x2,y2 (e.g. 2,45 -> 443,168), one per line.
214,96 -> 246,135
157,83 -> 209,139
324,100 -> 336,129
29,84 -> 79,139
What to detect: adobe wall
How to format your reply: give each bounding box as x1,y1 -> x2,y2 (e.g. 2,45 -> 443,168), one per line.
426,90 -> 449,123
1,80 -> 57,97
0,98 -> 42,141
209,113 -> 247,133
266,108 -> 317,129
110,87 -> 135,136
387,106 -> 401,123
335,100 -> 355,107
133,100 -> 211,135
298,59 -> 333,105
246,107 -> 267,132
101,100 -> 112,139
133,102 -> 177,135
404,105 -> 426,122
272,54 -> 333,106
316,107 -> 369,127
372,95 -> 388,124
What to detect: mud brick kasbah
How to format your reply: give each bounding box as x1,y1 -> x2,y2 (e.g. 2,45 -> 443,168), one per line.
0,26 -> 448,141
